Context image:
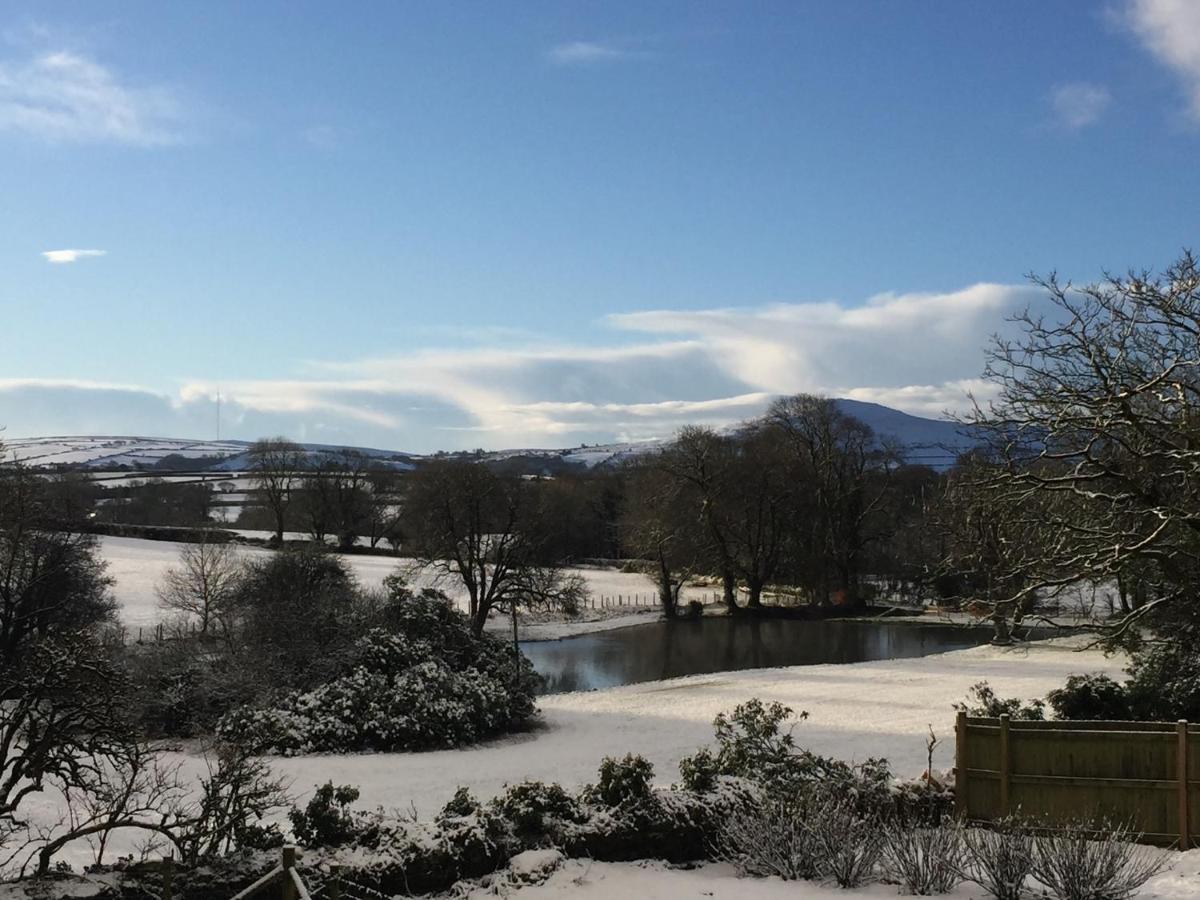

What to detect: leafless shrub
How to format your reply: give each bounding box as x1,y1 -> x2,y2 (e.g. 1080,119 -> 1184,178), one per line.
958,819 -> 1035,900
810,794 -> 884,888
718,793 -> 823,880
881,820 -> 965,894
1030,819 -> 1170,900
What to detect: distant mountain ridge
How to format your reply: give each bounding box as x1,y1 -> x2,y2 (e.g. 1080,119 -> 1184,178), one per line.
5,400 -> 978,473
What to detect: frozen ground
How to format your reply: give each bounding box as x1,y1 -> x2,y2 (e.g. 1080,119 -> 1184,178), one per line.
22,637 -> 1131,878
253,637 -> 1125,819
463,853 -> 1200,900
97,536 -> 700,633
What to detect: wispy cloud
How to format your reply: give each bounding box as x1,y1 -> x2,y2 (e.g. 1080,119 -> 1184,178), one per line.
1124,0 -> 1200,120
0,50 -> 182,145
0,282 -> 1041,450
42,248 -> 106,264
1049,82 -> 1111,129
547,41 -> 636,66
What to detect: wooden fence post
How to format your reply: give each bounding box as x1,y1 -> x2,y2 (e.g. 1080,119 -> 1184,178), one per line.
955,710 -> 967,820
162,854 -> 174,900
329,864 -> 342,900
281,846 -> 297,900
999,714 -> 1011,817
1179,720 -> 1190,850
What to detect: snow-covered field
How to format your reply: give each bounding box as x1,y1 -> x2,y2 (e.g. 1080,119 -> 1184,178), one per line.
28,638 -> 1140,884
462,854 -> 1200,900
97,535 -> 704,632
254,637 -> 1125,818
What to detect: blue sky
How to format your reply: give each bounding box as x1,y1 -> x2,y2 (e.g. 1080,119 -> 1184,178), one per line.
2,1 -> 1199,451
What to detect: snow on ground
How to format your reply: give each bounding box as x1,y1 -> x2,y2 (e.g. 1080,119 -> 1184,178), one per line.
465,852 -> 1200,900
31,637 -> 1127,877
97,536 -> 698,634
258,638 -> 1123,820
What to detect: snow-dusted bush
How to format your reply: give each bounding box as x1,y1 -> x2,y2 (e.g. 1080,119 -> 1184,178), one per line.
289,783 -> 367,849
881,820 -> 965,895
1046,673 -> 1132,721
584,754 -> 656,808
677,699 -> 893,813
490,781 -> 583,841
1030,819 -> 1169,900
809,794 -> 885,888
958,819 -> 1035,900
718,792 -> 826,880
1125,642 -> 1200,721
955,682 -> 1046,721
215,593 -> 537,754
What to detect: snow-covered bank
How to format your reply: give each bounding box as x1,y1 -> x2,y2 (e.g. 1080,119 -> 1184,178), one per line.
28,637 -> 1124,875
462,854 -> 1200,900
261,638 -> 1121,819
97,535 -> 700,630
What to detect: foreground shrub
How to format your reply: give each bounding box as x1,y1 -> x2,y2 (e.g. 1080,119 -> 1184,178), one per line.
1125,642 -> 1200,722
678,699 -> 893,814
959,819 -> 1036,900
1046,674 -> 1132,721
289,783 -> 366,849
585,754 -> 656,808
490,781 -> 583,842
812,795 -> 885,888
718,793 -> 824,880
881,821 -> 965,895
1030,819 -> 1169,900
955,682 -> 1045,721
216,592 -> 538,753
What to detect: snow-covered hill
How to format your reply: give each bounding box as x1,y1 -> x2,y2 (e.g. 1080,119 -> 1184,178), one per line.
5,400 -> 978,473
3,435 -> 419,472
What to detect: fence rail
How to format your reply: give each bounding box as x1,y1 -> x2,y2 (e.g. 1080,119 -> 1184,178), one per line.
955,712 -> 1200,847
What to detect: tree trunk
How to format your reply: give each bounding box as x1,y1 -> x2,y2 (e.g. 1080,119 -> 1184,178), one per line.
656,553 -> 677,618
746,578 -> 763,609
722,570 -> 739,613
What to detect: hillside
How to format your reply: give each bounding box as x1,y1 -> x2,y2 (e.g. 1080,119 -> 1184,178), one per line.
5,400 -> 977,473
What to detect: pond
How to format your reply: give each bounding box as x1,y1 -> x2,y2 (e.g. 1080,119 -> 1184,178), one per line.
520,617 -> 994,694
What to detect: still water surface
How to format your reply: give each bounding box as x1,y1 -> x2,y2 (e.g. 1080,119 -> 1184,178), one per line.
521,618 -> 991,694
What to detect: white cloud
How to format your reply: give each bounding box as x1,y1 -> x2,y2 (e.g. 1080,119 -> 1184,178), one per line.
0,50 -> 182,145
42,248 -> 106,264
1049,82 -> 1111,129
0,283 -> 1042,450
1124,0 -> 1200,120
547,41 -> 634,65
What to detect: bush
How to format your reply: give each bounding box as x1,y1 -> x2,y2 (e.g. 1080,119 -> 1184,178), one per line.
216,592 -> 538,754
718,793 -> 825,880
811,795 -> 885,888
1125,642 -> 1200,721
490,781 -> 583,841
959,819 -> 1035,900
289,783 -> 365,848
586,754 -> 656,808
1030,818 -> 1169,900
881,821 -> 965,895
678,700 -> 893,814
955,682 -> 1046,721
1047,673 -> 1132,721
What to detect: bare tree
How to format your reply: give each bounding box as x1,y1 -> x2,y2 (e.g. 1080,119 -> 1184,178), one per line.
967,251 -> 1200,640
766,394 -> 896,608
248,437 -> 304,543
657,426 -> 743,612
403,460 -> 584,635
156,534 -> 241,637
620,460 -> 702,617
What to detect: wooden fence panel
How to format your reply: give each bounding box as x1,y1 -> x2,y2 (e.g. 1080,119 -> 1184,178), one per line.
956,713 -> 1200,847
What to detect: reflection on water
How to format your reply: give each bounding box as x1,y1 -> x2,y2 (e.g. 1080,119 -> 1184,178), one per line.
521,618 -> 990,694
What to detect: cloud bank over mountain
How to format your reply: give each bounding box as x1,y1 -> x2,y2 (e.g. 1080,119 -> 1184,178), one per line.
0,283 -> 1040,451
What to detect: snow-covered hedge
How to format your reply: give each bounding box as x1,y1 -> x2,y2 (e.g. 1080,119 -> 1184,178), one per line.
215,594 -> 538,754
